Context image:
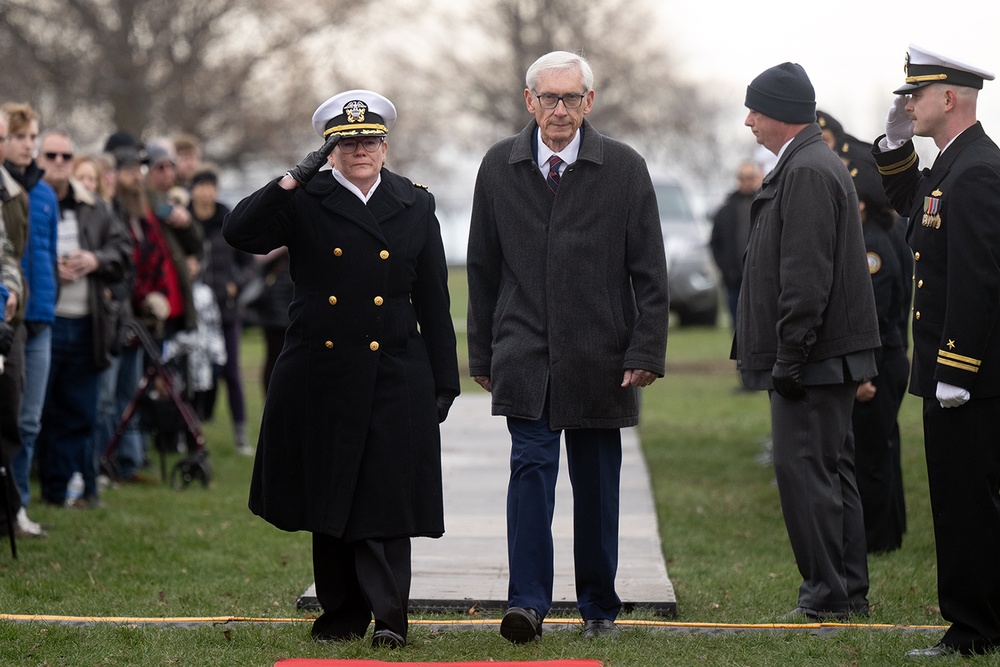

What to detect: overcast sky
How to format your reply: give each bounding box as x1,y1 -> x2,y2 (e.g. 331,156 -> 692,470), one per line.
659,1 -> 1000,166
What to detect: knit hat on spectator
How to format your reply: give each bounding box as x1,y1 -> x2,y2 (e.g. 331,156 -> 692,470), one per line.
745,62 -> 816,124
103,130 -> 147,169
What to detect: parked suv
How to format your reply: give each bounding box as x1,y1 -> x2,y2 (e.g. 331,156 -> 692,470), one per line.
652,178 -> 720,326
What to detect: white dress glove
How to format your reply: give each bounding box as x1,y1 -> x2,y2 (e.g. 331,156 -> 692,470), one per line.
936,381 -> 970,408
884,96 -> 914,150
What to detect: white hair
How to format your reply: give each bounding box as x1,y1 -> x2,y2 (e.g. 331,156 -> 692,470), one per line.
525,51 -> 594,92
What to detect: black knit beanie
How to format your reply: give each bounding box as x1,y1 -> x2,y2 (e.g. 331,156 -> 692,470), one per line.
745,62 -> 816,124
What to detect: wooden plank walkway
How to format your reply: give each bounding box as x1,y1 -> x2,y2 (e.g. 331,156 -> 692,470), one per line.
298,393 -> 676,617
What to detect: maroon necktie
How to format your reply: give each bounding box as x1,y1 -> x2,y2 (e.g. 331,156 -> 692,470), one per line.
546,155 -> 563,195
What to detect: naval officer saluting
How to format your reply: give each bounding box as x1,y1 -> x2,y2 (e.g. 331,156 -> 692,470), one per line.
873,44 -> 1000,658
224,90 -> 459,649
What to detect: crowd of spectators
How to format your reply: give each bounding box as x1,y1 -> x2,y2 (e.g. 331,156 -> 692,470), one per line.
0,103 -> 267,539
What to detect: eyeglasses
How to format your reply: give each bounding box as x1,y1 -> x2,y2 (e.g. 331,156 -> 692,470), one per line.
336,137 -> 384,153
43,151 -> 74,161
532,90 -> 588,109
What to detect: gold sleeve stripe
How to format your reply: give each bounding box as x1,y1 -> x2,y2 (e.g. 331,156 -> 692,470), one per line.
937,357 -> 980,373
939,350 -> 982,366
877,151 -> 919,176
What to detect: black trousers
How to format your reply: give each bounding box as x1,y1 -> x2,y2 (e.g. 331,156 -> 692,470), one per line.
0,326 -> 26,523
853,346 -> 909,553
924,397 -> 1000,654
311,532 -> 411,640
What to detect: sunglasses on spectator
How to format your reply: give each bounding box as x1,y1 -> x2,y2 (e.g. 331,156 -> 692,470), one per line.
43,151 -> 74,161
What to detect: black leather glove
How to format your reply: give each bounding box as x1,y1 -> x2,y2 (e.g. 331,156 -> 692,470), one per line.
0,320 -> 14,356
287,134 -> 342,186
437,394 -> 455,423
771,359 -> 805,399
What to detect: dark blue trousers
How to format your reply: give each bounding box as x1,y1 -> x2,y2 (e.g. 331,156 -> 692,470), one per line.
37,316 -> 100,504
506,408 -> 622,621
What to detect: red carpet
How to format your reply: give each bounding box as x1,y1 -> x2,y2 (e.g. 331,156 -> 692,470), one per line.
276,661 -> 602,666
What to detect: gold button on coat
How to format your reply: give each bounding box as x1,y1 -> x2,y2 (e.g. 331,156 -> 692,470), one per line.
914,252 -> 920,260
328,296 -> 338,305
374,296 -> 384,306
915,312 -> 921,320
325,341 -> 334,349
333,247 -> 343,257
917,280 -> 924,288
370,341 -> 380,351
379,250 -> 390,260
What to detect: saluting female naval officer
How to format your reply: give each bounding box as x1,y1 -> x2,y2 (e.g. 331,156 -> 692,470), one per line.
223,90 -> 460,649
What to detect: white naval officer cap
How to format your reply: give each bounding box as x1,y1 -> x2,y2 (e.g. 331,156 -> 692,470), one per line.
894,44 -> 995,94
311,90 -> 397,139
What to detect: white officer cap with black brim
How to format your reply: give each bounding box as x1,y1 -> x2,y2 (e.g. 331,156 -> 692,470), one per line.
894,44 -> 995,94
311,90 -> 397,139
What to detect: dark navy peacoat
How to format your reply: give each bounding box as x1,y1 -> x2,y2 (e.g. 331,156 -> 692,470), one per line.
223,168 -> 459,541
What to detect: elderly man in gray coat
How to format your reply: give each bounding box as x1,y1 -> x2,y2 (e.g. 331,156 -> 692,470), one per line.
735,62 -> 881,622
466,50 -> 670,643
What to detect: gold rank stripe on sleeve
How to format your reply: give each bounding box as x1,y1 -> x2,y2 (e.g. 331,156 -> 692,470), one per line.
938,349 -> 982,373
877,150 -> 919,176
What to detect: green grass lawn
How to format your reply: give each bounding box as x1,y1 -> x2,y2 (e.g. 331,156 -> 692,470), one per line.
2,268 -> 992,666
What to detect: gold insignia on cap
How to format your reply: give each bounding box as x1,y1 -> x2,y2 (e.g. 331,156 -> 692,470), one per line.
344,100 -> 367,124
904,51 -> 910,75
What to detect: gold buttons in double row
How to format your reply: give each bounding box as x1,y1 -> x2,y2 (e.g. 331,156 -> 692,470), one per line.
914,252 -> 920,261
915,311 -> 921,320
333,247 -> 343,257
325,340 -> 334,349
917,279 -> 924,288
379,250 -> 390,260
328,296 -> 338,305
374,296 -> 384,306
369,341 -> 380,351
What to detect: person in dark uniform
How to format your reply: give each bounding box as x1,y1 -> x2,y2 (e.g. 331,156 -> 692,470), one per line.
734,62 -> 881,621
873,44 -> 1000,659
223,90 -> 460,650
847,155 -> 912,554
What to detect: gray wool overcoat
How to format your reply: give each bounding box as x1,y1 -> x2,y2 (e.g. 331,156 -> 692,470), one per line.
223,168 -> 460,541
466,120 -> 670,430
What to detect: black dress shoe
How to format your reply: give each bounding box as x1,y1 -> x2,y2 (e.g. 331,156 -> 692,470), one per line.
905,642 -> 959,658
500,606 -> 542,643
582,618 -> 618,639
371,628 -> 406,649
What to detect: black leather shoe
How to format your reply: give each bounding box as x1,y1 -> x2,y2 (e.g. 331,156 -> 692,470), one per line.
371,628 -> 406,649
582,618 -> 618,639
905,642 -> 959,659
500,607 -> 542,643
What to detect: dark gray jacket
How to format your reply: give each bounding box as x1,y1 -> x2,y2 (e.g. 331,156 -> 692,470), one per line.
733,124 -> 880,372
467,119 -> 669,429
68,180 -> 133,369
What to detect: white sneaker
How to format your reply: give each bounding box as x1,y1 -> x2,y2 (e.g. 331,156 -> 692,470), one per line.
15,507 -> 46,537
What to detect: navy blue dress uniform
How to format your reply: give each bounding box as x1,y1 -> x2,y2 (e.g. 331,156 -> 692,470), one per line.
873,45 -> 1000,656
848,156 -> 911,554
223,90 -> 459,648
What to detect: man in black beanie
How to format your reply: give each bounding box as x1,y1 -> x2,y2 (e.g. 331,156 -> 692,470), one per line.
732,62 -> 881,621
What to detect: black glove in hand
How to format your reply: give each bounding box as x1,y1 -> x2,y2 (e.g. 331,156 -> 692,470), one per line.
287,134 -> 342,186
437,394 -> 455,423
771,359 -> 805,399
